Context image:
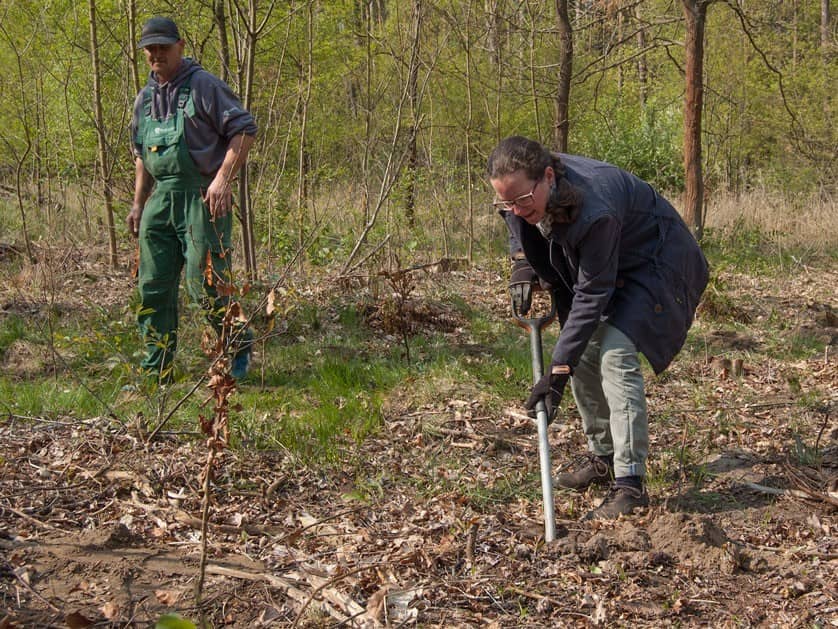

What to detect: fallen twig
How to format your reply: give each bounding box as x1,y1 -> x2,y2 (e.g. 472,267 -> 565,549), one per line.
739,481 -> 816,501
5,506 -> 59,531
205,564 -> 353,624
2,557 -> 62,613
784,463 -> 838,509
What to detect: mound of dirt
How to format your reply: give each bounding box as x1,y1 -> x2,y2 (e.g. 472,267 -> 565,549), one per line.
647,512 -> 729,571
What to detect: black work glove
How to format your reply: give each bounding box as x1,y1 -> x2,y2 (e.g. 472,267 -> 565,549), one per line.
509,257 -> 538,315
524,365 -> 571,423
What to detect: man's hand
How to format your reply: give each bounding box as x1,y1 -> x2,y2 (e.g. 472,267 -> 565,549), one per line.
204,175 -> 233,220
524,365 -> 571,423
204,133 -> 255,220
126,206 -> 143,237
509,257 -> 538,315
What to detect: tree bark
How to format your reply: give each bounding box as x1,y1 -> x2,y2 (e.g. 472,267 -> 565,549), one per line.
296,1 -> 314,257
88,0 -> 118,267
127,0 -> 141,94
239,0 -> 260,280
821,0 -> 831,51
404,0 -> 422,227
682,0 -> 707,240
464,0 -> 475,264
215,0 -> 231,84
553,0 -> 573,152
635,4 -> 648,109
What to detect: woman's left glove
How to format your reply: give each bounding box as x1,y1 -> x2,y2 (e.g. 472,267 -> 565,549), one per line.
509,257 -> 538,315
524,364 -> 571,423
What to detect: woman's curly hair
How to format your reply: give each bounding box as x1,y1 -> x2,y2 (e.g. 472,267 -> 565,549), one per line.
487,135 -> 581,224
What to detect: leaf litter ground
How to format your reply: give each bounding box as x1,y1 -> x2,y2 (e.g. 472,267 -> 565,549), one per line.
0,254 -> 836,628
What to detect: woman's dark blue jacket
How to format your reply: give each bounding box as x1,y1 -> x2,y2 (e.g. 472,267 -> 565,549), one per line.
503,154 -> 709,374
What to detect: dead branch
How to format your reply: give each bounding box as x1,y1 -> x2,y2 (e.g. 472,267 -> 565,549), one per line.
205,564 -> 353,624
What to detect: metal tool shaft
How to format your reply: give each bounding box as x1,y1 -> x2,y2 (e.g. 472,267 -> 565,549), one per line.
528,325 -> 557,542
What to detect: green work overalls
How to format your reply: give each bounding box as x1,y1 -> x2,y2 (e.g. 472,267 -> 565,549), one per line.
137,80 -> 233,377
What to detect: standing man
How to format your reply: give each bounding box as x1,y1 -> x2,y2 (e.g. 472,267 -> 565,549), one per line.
128,16 -> 257,382
488,136 -> 708,520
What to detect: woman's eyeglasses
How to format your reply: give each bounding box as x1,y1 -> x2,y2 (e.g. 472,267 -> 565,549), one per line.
492,179 -> 541,210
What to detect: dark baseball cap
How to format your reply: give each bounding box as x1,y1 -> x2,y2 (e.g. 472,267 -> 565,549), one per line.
137,17 -> 181,48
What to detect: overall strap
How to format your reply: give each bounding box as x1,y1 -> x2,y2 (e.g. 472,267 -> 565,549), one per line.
176,84 -> 191,111
176,73 -> 194,112
142,86 -> 153,118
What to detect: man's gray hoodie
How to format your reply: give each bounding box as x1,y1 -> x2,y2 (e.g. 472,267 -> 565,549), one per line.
130,58 -> 257,177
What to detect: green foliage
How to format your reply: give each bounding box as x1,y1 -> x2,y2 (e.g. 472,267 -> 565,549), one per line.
0,314 -> 28,355
701,220 -> 798,274
155,614 -> 197,629
2,0 -> 833,265
0,378 -> 111,419
572,102 -> 684,191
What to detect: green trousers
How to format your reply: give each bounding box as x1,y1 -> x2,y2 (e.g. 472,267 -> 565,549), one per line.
137,181 -> 233,375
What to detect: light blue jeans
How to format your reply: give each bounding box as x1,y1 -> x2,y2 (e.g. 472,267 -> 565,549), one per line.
570,322 -> 648,478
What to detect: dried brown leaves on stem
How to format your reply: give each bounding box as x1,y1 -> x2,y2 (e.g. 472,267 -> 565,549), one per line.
194,301 -> 246,609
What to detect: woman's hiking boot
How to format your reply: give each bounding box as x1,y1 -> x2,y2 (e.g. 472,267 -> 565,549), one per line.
555,453 -> 613,491
583,485 -> 649,520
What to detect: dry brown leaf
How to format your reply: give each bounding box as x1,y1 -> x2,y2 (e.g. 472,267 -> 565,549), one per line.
65,612 -> 93,629
204,250 -> 213,286
100,600 -> 120,620
216,280 -> 236,297
154,589 -> 182,605
266,288 -> 276,318
364,585 -> 388,624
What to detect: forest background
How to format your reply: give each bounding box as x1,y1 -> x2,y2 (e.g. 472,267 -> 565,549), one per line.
0,0 -> 835,274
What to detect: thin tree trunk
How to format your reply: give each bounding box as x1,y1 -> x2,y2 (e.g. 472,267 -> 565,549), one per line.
33,74 -> 44,221
464,0 -> 474,264
1,19 -> 36,262
61,70 -> 90,238
486,0 -> 504,144
238,0 -> 259,280
635,4 -> 648,109
553,0 -> 572,151
792,0 -> 799,68
229,0 -> 275,279
127,0 -> 141,94
362,0 -> 373,224
682,0 -> 706,239
215,0 -> 231,83
88,0 -> 118,267
404,0 -> 422,227
526,2 -> 541,139
296,1 -> 314,255
822,0 -> 831,50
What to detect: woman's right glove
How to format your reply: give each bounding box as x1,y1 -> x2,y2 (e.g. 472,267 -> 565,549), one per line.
509,257 -> 538,315
524,364 -> 571,423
